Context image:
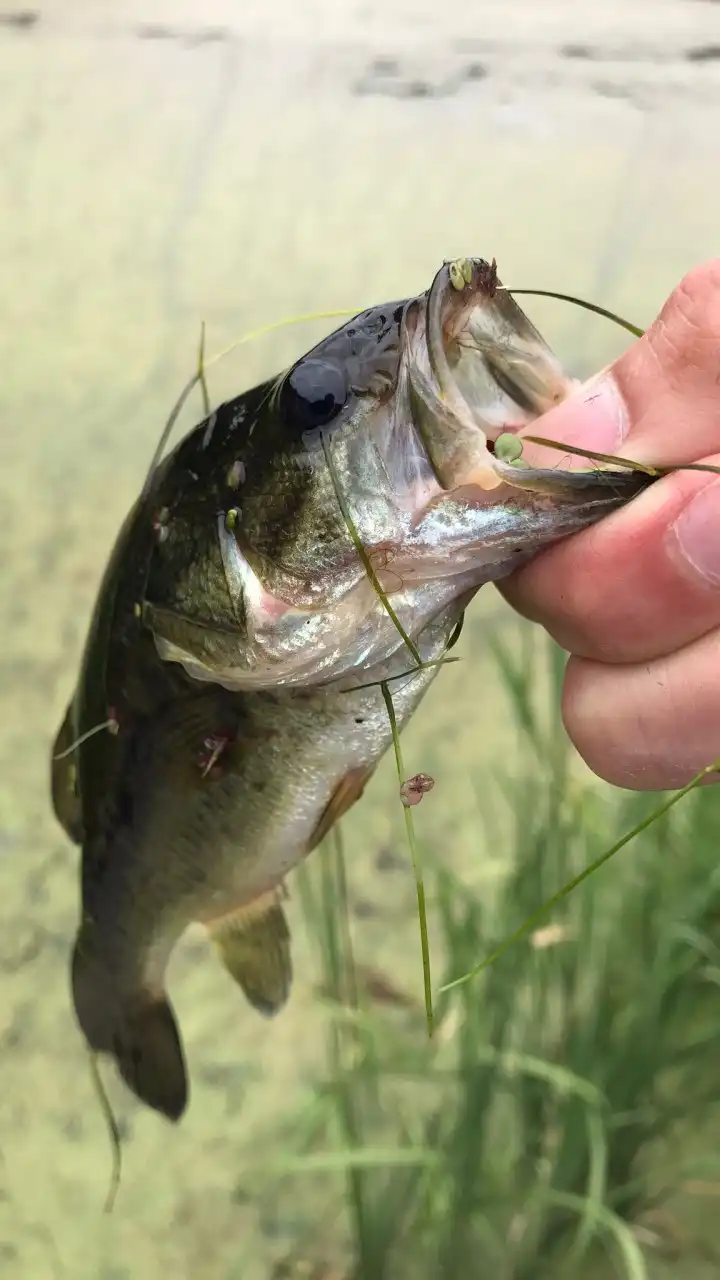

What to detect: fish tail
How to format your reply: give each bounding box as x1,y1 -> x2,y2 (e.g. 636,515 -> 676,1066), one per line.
112,997 -> 188,1122
71,939 -> 189,1121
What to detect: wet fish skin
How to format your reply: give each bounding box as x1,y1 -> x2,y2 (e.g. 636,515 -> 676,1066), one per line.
52,259 -> 655,1121
59,593 -> 463,1119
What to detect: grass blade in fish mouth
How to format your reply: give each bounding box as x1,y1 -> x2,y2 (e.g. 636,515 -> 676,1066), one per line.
502,289 -> 644,340
523,436 -> 720,480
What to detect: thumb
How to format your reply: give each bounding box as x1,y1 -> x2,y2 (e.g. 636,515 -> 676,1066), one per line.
518,258 -> 720,470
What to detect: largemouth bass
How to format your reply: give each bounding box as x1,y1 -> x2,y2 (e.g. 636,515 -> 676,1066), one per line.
51,258 -> 651,1121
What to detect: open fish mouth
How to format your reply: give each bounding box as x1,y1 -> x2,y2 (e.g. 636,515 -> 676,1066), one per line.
400,255 -> 576,498
145,258 -> 652,692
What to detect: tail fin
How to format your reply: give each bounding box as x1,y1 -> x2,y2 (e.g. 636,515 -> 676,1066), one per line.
112,998 -> 188,1121
71,941 -> 189,1121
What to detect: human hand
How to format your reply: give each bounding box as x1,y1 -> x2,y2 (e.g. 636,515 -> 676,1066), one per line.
502,260 -> 720,790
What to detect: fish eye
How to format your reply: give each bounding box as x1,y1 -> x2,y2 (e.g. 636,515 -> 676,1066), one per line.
279,358 -> 349,431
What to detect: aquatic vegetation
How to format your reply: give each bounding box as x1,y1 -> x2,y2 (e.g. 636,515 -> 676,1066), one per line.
261,635 -> 720,1279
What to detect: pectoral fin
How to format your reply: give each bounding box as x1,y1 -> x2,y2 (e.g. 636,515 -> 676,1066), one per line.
207,890 -> 292,1017
307,765 -> 374,854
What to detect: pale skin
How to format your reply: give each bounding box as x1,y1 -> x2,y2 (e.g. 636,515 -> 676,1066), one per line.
503,259 -> 720,791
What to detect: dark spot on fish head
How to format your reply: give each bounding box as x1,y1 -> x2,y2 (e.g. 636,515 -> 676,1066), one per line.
278,358 -> 349,434
354,716 -> 364,724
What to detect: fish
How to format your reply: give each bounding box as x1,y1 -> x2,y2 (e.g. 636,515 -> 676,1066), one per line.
51,257 -> 653,1121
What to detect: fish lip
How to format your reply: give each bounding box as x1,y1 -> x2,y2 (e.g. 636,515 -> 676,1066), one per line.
425,257 -> 501,429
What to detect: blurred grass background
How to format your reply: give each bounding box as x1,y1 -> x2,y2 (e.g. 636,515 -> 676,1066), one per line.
268,635 -> 720,1279
2,2 -> 720,1276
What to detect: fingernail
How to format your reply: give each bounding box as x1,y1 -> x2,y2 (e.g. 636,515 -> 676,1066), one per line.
672,479 -> 720,586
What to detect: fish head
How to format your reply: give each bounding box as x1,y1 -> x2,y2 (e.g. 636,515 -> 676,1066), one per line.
145,258 -> 651,688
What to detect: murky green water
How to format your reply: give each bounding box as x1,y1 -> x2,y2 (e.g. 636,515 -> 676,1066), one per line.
2,4 -> 720,1275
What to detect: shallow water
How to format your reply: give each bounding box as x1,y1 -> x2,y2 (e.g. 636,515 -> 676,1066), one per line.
2,2 -> 720,1275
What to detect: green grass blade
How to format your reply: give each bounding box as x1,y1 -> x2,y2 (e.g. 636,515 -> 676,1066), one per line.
504,289 -> 644,339
440,760 -> 720,993
544,1190 -> 647,1280
87,1051 -> 122,1215
562,1104 -> 610,1270
381,681 -> 434,1036
197,319 -> 211,418
524,435 -> 720,480
321,436 -> 423,668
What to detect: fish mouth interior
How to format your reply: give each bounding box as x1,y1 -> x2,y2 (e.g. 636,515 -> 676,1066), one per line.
405,257 -> 577,497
